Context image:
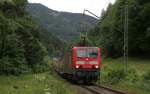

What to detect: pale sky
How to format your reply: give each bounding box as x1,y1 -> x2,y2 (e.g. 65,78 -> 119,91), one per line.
28,0 -> 116,18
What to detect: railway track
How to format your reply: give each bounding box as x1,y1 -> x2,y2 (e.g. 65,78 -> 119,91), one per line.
53,70 -> 128,94
53,64 -> 128,94
80,85 -> 127,94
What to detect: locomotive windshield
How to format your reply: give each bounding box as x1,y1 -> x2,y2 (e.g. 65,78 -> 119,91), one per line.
76,48 -> 98,58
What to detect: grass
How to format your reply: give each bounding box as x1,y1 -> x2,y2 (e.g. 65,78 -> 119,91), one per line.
0,72 -> 75,94
102,57 -> 150,75
99,57 -> 150,94
0,57 -> 149,94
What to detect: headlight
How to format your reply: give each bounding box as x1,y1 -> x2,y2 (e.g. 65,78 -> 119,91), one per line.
75,65 -> 79,69
95,65 -> 99,69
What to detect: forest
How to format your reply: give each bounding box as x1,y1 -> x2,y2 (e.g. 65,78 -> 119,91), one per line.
88,0 -> 150,57
0,0 -> 62,75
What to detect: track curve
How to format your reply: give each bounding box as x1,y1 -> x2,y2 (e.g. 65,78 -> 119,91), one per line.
80,85 -> 128,94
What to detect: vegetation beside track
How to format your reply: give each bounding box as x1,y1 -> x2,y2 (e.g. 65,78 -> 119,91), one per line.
0,72 -> 75,94
98,57 -> 150,94
0,59 -> 76,94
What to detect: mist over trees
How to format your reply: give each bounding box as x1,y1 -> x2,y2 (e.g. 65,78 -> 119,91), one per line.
26,3 -> 98,42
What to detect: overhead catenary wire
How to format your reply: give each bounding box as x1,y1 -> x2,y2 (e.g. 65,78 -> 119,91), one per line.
83,1 -> 129,72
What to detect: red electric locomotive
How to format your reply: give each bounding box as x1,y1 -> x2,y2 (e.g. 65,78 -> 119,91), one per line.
55,46 -> 101,83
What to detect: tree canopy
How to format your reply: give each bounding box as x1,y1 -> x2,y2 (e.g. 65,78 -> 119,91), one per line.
88,0 -> 150,57
0,0 -> 50,75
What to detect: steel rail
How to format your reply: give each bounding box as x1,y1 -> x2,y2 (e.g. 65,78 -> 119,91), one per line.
95,85 -> 127,94
80,85 -> 128,94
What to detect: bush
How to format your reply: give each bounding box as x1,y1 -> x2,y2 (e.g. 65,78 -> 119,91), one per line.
105,69 -> 127,84
143,70 -> 150,81
125,69 -> 139,83
0,57 -> 29,75
142,70 -> 150,89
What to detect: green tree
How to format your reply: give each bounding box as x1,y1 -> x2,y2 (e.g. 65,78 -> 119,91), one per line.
0,0 -> 50,75
88,0 -> 150,57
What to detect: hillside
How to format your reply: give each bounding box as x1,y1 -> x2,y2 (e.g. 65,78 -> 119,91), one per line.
26,3 -> 98,42
39,27 -> 64,56
0,0 -> 62,75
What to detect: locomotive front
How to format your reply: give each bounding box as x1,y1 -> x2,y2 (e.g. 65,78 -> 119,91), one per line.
72,47 -> 101,82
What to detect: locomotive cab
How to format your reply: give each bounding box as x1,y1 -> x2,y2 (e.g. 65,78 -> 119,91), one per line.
72,47 -> 101,82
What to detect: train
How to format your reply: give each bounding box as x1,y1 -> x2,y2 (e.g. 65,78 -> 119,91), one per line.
53,46 -> 102,83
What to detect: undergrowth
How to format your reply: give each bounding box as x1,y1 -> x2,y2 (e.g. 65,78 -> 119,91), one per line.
97,58 -> 150,94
